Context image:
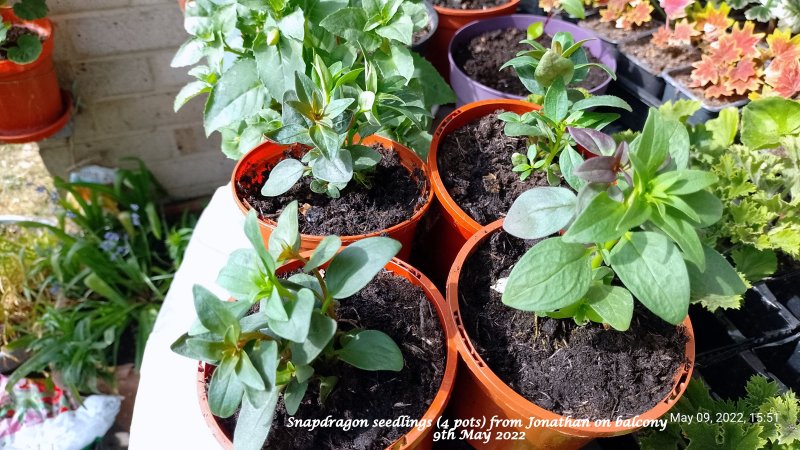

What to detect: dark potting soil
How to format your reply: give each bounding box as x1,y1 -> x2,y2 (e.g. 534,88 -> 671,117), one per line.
437,111 -> 550,225
413,21 -> 432,45
0,26 -> 41,60
457,230 -> 690,420
218,271 -> 446,449
673,71 -> 748,107
619,38 -> 701,75
455,28 -> 608,95
236,145 -> 427,237
431,0 -> 509,10
579,17 -> 661,43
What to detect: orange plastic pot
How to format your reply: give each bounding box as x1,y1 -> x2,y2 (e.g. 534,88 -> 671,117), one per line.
0,8 -> 69,143
427,0 -> 520,79
446,219 -> 696,449
232,135 -> 433,262
197,257 -> 459,450
427,99 -> 538,282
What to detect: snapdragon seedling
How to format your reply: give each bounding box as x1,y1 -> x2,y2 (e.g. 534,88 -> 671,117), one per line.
499,30 -> 630,186
500,108 -> 747,330
171,201 -> 404,450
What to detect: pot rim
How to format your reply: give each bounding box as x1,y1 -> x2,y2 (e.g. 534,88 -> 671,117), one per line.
433,0 -> 520,16
230,135 -> 434,244
0,8 -> 54,74
427,99 -> 539,238
411,1 -> 439,50
447,14 -> 617,98
196,257 -> 459,449
446,218 -> 696,437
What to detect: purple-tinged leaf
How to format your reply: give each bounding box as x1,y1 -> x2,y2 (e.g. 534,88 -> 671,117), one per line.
567,127 -> 616,156
573,156 -> 618,183
614,141 -> 629,165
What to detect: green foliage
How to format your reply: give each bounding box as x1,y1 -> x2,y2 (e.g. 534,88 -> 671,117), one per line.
172,202 -> 404,450
4,161 -> 194,396
665,98 -> 800,282
499,31 -> 629,186
639,376 -> 800,450
0,0 -> 48,64
172,0 -> 452,160
261,56 -> 431,197
501,109 -> 745,329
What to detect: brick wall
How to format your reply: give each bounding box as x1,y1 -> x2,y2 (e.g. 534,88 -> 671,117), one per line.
38,0 -> 234,199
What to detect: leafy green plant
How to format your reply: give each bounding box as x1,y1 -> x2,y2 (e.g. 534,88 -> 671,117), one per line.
0,0 -> 48,64
499,108 -> 746,329
661,98 -> 800,283
499,29 -> 629,186
639,375 -> 800,449
172,0 -> 452,160
171,202 -> 404,450
4,161 -> 193,397
262,56 -> 428,198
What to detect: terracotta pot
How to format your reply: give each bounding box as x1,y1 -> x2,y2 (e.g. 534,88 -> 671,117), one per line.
197,257 -> 459,450
446,219 -> 696,449
231,135 -> 433,262
0,8 -> 70,143
426,99 -> 538,282
427,0 -> 520,79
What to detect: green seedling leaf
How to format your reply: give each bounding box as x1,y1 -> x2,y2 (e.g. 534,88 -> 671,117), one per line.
686,245 -> 747,304
294,364 -> 314,383
349,145 -> 382,171
563,192 -> 628,244
304,235 -> 341,272
236,351 -> 266,390
326,237 -> 401,299
234,389 -> 279,450
570,96 -> 631,113
586,284 -> 634,331
249,340 -> 278,390
527,22 -> 544,40
267,288 -> 314,343
284,378 -> 309,415
262,287 -> 288,322
269,201 -> 301,262
559,146 -> 586,191
741,97 -> 800,149
503,237 -> 592,311
543,78 -> 569,121
610,232 -> 690,324
337,330 -> 403,371
13,0 -> 48,20
6,33 -> 42,64
244,210 -> 276,272
204,59 -> 267,135
731,246 -> 777,282
504,187 -> 577,240
679,190 -> 723,228
311,151 -> 353,184
650,208 -> 705,270
654,170 -> 718,196
217,249 -> 266,301
194,285 -> 239,337
262,159 -> 304,197
209,354 -> 245,418
291,312 -> 337,365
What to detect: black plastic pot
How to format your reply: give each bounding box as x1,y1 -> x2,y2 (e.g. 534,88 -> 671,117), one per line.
662,66 -> 748,124
605,79 -> 662,131
616,37 -> 666,99
411,1 -> 438,54
580,19 -> 662,60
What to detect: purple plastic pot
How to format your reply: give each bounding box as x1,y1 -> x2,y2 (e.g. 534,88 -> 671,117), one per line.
449,14 -> 617,106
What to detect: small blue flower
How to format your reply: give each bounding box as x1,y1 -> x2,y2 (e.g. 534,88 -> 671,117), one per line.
35,185 -> 46,193
66,211 -> 76,219
50,191 -> 59,203
49,284 -> 60,296
130,204 -> 140,212
131,212 -> 141,227
103,232 -> 120,242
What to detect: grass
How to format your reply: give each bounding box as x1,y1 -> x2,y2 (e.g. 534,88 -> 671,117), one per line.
0,143 -> 56,217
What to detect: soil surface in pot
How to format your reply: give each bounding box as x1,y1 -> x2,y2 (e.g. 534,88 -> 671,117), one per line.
619,39 -> 701,75
671,71 -> 748,107
437,111 -> 550,225
454,28 -> 607,95
580,17 -> 661,43
219,271 -> 447,449
457,230 -> 690,419
0,26 -> 42,60
432,0 -> 509,10
237,144 -> 427,236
